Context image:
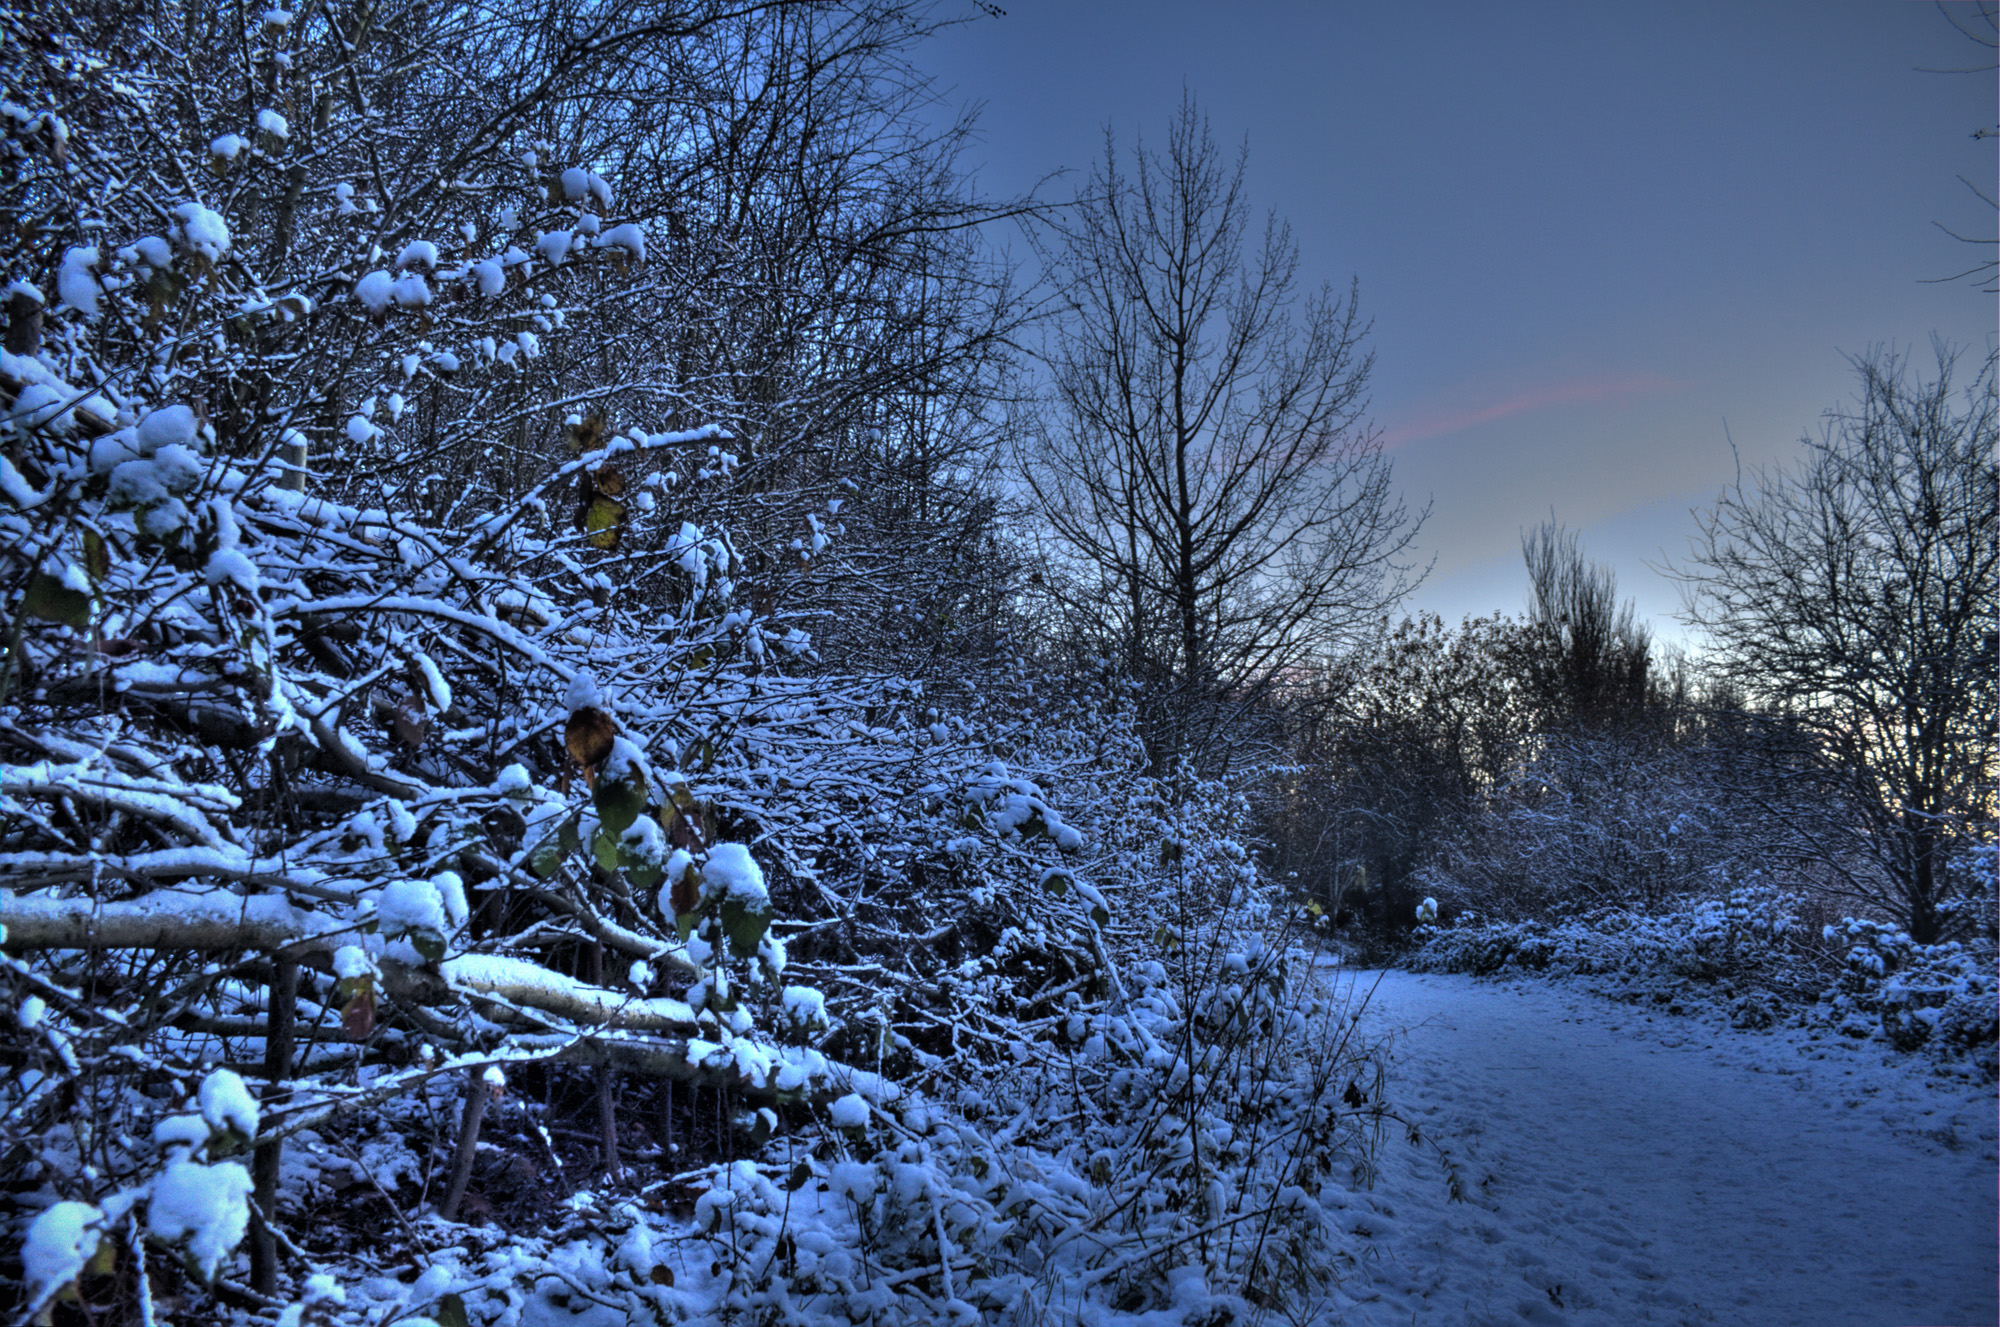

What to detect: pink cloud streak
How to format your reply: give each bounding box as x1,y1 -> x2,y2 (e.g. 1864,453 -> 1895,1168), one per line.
1379,371 -> 1682,449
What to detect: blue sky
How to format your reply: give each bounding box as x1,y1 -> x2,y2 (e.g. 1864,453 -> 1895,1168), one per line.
923,0 -> 1997,643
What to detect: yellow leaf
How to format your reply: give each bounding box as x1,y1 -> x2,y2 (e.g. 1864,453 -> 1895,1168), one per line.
584,495 -> 624,548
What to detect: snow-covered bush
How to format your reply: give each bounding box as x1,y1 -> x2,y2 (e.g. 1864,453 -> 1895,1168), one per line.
1421,726 -> 1759,919
0,9 -> 1407,1325
1411,887 -> 1997,1077
1410,884 -> 1809,983
1819,918 -> 1997,1070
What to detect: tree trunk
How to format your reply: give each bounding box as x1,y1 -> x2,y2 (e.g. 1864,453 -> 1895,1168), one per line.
250,955 -> 298,1295
439,1070 -> 491,1223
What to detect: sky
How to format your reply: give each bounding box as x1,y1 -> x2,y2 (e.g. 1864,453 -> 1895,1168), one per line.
920,0 -> 1998,646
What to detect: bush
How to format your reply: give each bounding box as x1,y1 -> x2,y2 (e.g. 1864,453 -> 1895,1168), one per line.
1409,883 -> 1998,1079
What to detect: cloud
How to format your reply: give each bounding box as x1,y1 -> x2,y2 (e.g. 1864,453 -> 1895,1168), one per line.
1379,372 -> 1682,449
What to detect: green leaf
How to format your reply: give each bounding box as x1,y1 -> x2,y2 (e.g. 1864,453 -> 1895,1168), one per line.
435,1292 -> 470,1327
528,837 -> 564,879
720,898 -> 771,959
591,826 -> 621,873
675,910 -> 699,942
621,848 -> 664,892
81,530 -> 109,583
23,573 -> 89,628
593,773 -> 645,836
411,931 -> 446,963
528,813 -> 579,879
1041,871 -> 1070,897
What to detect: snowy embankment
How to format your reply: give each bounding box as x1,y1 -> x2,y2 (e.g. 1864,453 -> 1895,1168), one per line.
1325,968 -> 1997,1327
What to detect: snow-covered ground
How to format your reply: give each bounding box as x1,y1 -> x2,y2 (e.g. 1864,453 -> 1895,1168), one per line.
1321,967 -> 1997,1327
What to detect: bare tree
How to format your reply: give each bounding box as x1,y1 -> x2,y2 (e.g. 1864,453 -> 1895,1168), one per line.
1023,94 -> 1420,769
1924,0 -> 1997,293
1512,520 -> 1653,728
1668,345 -> 1998,942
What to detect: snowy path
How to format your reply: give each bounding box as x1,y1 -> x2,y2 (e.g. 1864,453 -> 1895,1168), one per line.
1323,969 -> 1998,1327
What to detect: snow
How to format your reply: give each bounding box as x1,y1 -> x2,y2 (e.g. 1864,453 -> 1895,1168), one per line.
535,229 -> 573,264
8,381 -> 63,431
22,1200 -> 102,1305
209,133 -> 247,162
0,456 -> 40,506
147,1158 -> 254,1280
620,813 -> 666,866
256,108 -> 289,139
197,1066 -> 260,1138
559,167 -> 613,207
56,245 -> 100,315
442,953 -> 697,1030
154,1113 -> 210,1151
470,257 -> 505,295
828,1093 -> 870,1129
1330,967 -> 1998,1326
395,240 -> 438,270
205,546 -> 259,592
107,444 -> 202,509
781,984 -> 827,1027
703,842 -> 766,908
415,652 -> 451,710
354,270 -> 393,314
172,202 -> 231,259
333,944 -> 376,979
434,870 -> 469,927
600,736 -> 648,785
593,223 -> 646,261
137,404 -> 197,449
378,877 -> 448,938
564,671 -> 601,712
391,271 -> 431,308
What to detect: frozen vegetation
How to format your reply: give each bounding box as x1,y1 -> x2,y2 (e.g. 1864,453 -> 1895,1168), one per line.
0,2 -> 1991,1326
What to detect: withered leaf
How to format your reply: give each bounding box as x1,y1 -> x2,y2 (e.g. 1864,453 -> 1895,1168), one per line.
341,985 -> 376,1041
564,705 -> 616,769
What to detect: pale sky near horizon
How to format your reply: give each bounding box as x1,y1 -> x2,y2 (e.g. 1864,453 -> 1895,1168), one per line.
921,0 -> 1998,647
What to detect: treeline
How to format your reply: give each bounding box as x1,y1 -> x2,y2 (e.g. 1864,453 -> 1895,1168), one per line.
0,1 -> 1991,1324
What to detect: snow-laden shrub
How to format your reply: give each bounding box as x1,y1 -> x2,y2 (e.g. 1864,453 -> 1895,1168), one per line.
1819,918 -> 1997,1068
0,5 -> 1407,1322
1411,884 -> 1809,984
1411,884 -> 1997,1077
669,763 -> 1394,1325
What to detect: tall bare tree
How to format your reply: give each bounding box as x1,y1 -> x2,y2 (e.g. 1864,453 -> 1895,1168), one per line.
1023,94 -> 1420,769
1669,345 -> 1998,942
1512,520 -> 1653,728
